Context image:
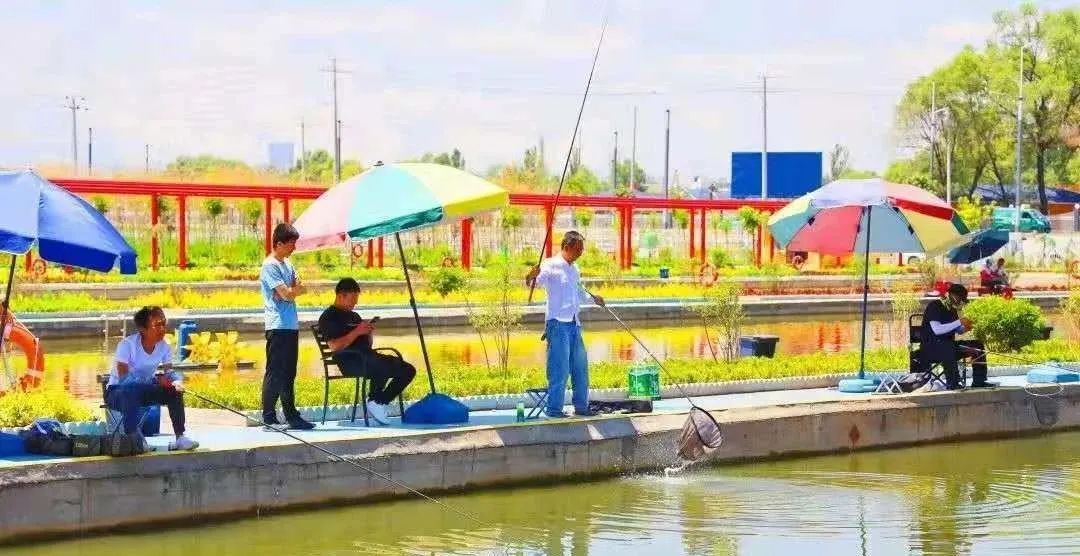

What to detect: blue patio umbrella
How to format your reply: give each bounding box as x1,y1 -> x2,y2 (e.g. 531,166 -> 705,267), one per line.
946,229 -> 1010,264
0,170 -> 136,350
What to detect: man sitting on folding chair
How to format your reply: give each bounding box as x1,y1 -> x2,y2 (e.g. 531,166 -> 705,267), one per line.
920,284 -> 995,390
318,278 -> 416,425
105,306 -> 198,451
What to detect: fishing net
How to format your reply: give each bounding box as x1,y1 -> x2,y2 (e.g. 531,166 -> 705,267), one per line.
677,406 -> 723,462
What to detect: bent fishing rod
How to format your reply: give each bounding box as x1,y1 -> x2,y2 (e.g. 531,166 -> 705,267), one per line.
527,8 -> 609,303
182,388 -> 522,548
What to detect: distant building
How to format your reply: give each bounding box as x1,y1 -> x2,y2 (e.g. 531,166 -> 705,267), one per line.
268,142 -> 295,171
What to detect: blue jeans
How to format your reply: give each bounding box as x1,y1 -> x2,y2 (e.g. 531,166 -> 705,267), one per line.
105,383 -> 185,436
545,319 -> 589,416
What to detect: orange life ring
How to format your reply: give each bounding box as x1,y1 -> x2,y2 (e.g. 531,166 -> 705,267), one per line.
3,322 -> 45,390
791,254 -> 805,270
31,259 -> 47,278
698,263 -> 719,287
351,243 -> 364,260
441,256 -> 456,268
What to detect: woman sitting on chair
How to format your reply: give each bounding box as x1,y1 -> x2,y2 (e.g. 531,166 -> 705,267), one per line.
105,306 -> 198,451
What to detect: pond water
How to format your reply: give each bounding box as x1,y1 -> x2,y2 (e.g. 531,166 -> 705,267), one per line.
26,313 -> 1071,400
9,431 -> 1079,555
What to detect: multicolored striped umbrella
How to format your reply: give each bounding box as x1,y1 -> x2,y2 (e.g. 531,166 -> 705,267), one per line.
768,178 -> 969,255
294,162 -> 509,252
292,162 -> 508,425
768,178 -> 968,388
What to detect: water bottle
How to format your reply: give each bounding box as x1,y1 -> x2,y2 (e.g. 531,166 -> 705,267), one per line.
515,402 -> 525,422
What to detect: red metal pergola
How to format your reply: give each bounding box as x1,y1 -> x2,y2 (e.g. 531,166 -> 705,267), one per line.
49,178 -> 789,272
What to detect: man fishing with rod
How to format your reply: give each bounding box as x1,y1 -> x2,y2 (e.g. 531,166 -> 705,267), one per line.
526,231 -> 606,418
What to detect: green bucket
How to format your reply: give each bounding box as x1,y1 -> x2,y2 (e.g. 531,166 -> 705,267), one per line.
627,363 -> 661,400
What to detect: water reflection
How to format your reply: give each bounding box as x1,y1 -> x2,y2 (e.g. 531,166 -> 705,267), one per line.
8,433 -> 1079,555
35,313 -> 1070,400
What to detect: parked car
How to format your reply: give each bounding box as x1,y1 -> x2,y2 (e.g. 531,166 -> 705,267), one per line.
990,207 -> 1051,233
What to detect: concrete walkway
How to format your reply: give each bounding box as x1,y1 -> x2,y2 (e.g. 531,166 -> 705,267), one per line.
0,374 -> 1038,467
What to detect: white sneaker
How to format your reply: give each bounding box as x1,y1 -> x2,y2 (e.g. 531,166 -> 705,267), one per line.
365,400 -> 390,426
168,436 -> 199,451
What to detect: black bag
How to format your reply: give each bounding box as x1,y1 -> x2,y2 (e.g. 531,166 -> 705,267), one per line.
71,434 -> 104,457
22,419 -> 74,457
588,399 -> 653,414
106,432 -> 146,457
897,372 -> 930,393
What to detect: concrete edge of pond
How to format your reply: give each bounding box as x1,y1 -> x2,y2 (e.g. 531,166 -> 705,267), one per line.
0,384 -> 1077,544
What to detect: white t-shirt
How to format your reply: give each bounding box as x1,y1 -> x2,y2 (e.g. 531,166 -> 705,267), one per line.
109,333 -> 173,387
535,255 -> 589,323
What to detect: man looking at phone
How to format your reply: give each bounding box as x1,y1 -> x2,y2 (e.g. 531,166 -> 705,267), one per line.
317,278 -> 416,425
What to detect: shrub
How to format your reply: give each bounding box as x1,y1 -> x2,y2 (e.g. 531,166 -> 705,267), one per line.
692,281 -> 743,361
709,247 -> 734,269
1060,288 -> 1080,336
0,388 -> 94,428
963,296 -> 1045,352
428,267 -> 467,298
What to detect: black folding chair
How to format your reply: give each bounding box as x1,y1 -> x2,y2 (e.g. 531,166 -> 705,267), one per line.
97,373 -> 158,435
908,314 -> 968,389
311,325 -> 406,426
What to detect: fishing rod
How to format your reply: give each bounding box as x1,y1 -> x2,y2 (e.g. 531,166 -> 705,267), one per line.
183,388 -> 521,548
527,7 -> 610,304
956,346 -> 1074,397
582,287 -> 707,407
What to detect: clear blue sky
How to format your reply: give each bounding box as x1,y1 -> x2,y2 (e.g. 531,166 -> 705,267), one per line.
0,0 -> 1071,183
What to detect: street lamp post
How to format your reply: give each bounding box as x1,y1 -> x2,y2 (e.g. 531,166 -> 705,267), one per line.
1014,43 -> 1028,234
930,107 -> 950,204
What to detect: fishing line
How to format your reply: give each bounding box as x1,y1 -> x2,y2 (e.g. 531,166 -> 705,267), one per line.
958,346 -> 1072,398
582,287 -> 724,464
527,4 -> 610,304
184,389 -> 524,550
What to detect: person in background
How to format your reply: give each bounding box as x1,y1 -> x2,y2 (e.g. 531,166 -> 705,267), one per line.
105,306 -> 198,451
920,284 -> 995,390
993,257 -> 1010,287
317,278 -> 416,425
260,223 -> 315,431
525,231 -> 605,418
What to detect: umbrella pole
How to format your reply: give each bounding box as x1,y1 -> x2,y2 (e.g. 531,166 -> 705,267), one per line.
395,233 -> 436,394
0,255 -> 16,356
858,207 -> 872,379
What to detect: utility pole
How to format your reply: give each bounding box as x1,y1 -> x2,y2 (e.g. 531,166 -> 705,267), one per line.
930,82 -> 937,182
299,119 -> 307,183
630,106 -> 637,194
760,75 -> 769,198
145,144 -> 150,174
64,96 -> 86,175
322,58 -> 350,184
612,130 -> 619,193
663,108 -> 671,227
87,127 -> 93,176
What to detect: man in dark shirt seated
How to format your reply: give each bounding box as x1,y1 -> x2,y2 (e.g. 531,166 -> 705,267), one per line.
920,283 -> 995,390
318,278 -> 416,425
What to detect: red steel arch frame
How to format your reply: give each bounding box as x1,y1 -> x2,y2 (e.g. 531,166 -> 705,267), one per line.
50,178 -> 789,272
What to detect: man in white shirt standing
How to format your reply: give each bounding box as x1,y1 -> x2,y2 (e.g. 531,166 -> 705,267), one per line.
525,231 -> 605,418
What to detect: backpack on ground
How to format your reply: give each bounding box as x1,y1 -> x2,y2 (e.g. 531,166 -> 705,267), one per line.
22,418 -> 74,457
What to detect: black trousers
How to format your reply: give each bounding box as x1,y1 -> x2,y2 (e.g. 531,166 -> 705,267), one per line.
925,339 -> 988,388
263,329 -> 301,422
334,350 -> 417,405
105,384 -> 186,436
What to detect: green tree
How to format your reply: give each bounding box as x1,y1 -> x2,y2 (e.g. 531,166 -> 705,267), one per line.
565,166 -> 602,195
204,198 -> 225,236
572,208 -> 593,228
91,196 -> 110,215
420,148 -> 466,169
165,155 -> 252,180
826,144 -> 851,182
891,4 -> 1080,211
289,149 -> 363,185
955,196 -> 995,229
240,200 -> 263,233
612,159 -> 647,195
